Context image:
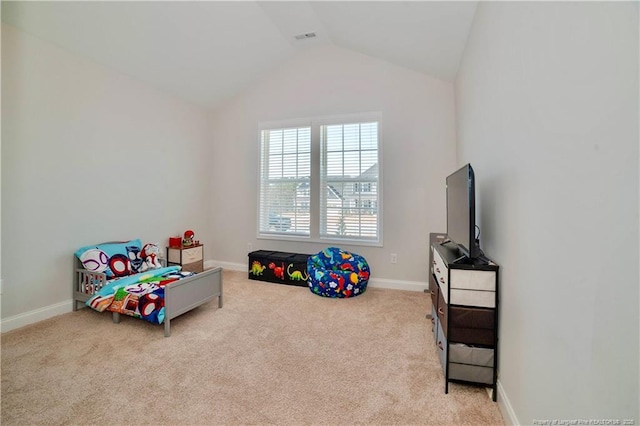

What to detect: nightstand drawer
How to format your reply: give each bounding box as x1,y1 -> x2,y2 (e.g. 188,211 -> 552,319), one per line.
182,246 -> 203,263
167,245 -> 203,264
181,260 -> 204,274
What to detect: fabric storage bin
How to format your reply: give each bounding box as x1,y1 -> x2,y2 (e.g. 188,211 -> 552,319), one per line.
429,274 -> 439,308
431,305 -> 438,343
436,320 -> 447,371
448,363 -> 494,385
248,250 -> 311,287
449,306 -> 495,346
448,343 -> 494,367
448,343 -> 494,384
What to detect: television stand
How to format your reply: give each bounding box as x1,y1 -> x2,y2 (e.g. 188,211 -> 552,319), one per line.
429,232 -> 500,401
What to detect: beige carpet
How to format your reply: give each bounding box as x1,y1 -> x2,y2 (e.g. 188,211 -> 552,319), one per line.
1,270 -> 504,425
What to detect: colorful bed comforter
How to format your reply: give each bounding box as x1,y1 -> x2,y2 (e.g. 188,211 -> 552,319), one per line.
86,266 -> 193,324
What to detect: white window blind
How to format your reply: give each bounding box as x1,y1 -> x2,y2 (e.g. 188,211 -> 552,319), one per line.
259,126 -> 311,236
320,122 -> 380,241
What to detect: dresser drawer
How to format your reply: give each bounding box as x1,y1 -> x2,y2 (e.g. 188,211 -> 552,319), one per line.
449,343 -> 494,367
431,305 -> 438,343
450,306 -> 495,330
450,289 -> 495,308
436,319 -> 447,371
450,269 -> 496,291
437,285 -> 448,338
429,273 -> 439,309
438,296 -> 496,345
432,247 -> 448,292
449,306 -> 495,346
449,327 -> 495,347
449,363 -> 494,385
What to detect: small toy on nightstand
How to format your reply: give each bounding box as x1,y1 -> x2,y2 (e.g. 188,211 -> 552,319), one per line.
183,230 -> 195,247
169,236 -> 182,248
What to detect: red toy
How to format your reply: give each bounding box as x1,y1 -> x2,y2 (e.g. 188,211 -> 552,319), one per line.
183,230 -> 195,246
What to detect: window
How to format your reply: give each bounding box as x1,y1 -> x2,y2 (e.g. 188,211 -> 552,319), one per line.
259,126 -> 311,236
259,114 -> 382,245
320,122 -> 379,241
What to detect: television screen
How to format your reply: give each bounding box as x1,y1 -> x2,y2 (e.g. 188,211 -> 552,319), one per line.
446,163 -> 480,259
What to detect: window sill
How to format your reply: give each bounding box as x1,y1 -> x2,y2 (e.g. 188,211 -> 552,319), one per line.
257,233 -> 383,248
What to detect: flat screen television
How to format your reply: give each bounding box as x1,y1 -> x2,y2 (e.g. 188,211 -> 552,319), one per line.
446,163 -> 481,260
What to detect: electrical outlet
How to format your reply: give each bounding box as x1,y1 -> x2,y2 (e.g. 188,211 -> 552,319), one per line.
247,243 -> 253,252
390,253 -> 397,264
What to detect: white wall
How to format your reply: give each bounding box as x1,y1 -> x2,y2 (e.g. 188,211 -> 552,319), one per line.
208,44 -> 457,284
1,24 -> 212,324
455,2 -> 638,423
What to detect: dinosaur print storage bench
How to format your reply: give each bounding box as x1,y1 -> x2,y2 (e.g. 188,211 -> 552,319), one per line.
248,250 -> 311,287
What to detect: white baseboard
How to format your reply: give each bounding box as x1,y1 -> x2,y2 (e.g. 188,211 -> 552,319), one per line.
210,259 -> 427,292
1,299 -> 72,333
207,260 -> 245,271
368,277 -> 428,292
497,379 -> 520,425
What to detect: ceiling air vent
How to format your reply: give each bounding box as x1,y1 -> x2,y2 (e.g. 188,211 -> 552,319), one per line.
294,32 -> 316,41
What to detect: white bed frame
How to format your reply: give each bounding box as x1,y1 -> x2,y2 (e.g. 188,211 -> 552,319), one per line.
73,257 -> 223,337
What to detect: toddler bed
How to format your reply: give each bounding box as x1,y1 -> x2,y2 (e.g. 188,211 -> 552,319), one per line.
73,239 -> 223,337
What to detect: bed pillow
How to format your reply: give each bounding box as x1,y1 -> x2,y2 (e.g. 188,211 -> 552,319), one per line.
75,239 -> 143,278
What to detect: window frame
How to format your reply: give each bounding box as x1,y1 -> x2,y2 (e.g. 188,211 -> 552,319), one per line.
257,112 -> 383,247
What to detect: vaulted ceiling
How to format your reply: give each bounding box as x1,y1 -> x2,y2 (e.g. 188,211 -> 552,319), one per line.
2,1 -> 478,109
